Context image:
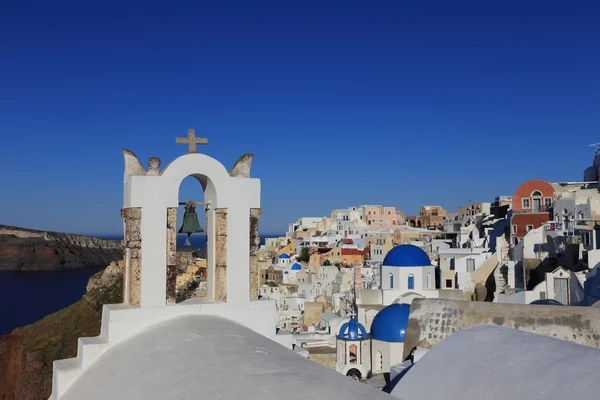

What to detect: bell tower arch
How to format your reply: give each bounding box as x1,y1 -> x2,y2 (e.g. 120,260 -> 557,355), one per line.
121,131 -> 261,308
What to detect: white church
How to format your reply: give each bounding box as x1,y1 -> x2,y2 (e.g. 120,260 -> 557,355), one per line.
336,303 -> 411,379
46,130 -> 600,400
380,244 -> 439,305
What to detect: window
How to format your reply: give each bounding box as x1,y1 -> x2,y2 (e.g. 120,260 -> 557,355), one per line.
407,274 -> 415,290
376,351 -> 383,372
544,198 -> 552,208
522,198 -> 530,208
512,225 -> 517,234
445,279 -> 453,288
531,190 -> 542,197
389,273 -> 394,289
583,232 -> 591,246
349,344 -> 357,363
467,258 -> 475,273
526,224 -> 534,232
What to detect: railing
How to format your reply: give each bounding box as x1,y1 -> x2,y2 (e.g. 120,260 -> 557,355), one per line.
513,206 -> 552,214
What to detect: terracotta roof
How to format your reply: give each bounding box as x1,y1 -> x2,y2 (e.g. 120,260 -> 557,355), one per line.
342,248 -> 363,256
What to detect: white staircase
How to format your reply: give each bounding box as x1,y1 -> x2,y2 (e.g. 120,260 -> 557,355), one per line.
49,304 -> 128,400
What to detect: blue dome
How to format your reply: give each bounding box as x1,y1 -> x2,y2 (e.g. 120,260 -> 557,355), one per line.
383,244 -> 431,267
291,263 -> 302,270
279,254 -> 290,259
337,318 -> 368,340
370,303 -> 410,342
283,271 -> 289,274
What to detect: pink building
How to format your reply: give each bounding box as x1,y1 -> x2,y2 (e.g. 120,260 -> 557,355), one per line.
363,205 -> 399,229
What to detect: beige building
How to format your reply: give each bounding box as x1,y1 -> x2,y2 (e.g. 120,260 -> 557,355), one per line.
392,230 -> 421,246
407,205 -> 448,229
458,202 -> 491,219
365,234 -> 394,262
304,301 -> 326,328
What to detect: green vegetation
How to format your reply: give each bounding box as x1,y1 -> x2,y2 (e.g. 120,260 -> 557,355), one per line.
297,247 -> 310,262
0,271 -> 124,399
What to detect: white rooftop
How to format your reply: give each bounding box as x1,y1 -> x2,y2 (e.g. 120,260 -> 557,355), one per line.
61,314 -> 388,400
392,325 -> 600,399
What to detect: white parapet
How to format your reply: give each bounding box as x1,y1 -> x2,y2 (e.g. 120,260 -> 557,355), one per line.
49,300 -> 278,399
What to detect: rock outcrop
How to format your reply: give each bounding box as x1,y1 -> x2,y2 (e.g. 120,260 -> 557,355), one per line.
0,261 -> 124,400
0,225 -> 122,271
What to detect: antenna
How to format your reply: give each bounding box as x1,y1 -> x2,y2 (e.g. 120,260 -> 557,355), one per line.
589,143 -> 600,156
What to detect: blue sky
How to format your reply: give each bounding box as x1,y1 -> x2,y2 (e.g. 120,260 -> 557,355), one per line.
0,1 -> 599,235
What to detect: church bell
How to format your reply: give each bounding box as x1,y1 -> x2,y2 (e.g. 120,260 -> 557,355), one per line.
179,201 -> 204,246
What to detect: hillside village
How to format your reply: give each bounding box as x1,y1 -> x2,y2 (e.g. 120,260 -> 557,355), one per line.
233,147 -> 600,379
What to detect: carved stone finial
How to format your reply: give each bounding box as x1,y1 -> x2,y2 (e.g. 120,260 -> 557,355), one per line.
147,157 -> 161,176
122,149 -> 147,177
229,154 -> 254,178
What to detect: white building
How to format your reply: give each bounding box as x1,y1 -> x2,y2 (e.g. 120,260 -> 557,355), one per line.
317,265 -> 340,297
288,217 -> 326,237
498,266 -> 584,306
283,262 -> 303,284
438,247 -> 492,289
331,269 -> 354,296
277,253 -> 293,266
298,282 -> 321,302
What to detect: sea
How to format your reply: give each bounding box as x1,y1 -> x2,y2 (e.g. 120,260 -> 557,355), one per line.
0,233 -> 283,336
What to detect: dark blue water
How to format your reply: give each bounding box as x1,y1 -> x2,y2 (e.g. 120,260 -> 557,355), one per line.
99,233 -> 282,249
0,267 -> 103,336
0,233 -> 283,336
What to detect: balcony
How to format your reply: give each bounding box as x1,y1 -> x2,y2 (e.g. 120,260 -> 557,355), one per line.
513,206 -> 552,214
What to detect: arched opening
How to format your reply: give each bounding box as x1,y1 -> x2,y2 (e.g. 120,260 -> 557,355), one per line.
531,190 -> 542,211
376,351 -> 383,372
175,175 -> 212,303
407,274 -> 415,290
426,273 -> 431,289
346,368 -> 361,380
417,220 -> 422,228
389,272 -> 394,289
409,220 -> 416,228
349,344 -> 357,364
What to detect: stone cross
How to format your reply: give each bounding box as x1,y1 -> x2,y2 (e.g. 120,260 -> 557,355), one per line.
176,128 -> 208,153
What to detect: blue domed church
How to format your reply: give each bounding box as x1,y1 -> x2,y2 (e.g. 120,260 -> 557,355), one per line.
336,303 -> 412,378
380,244 -> 437,305
370,303 -> 411,374
336,318 -> 371,379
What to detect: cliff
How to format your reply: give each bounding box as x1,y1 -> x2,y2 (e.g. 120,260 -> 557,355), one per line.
0,261 -> 124,400
0,225 -> 122,271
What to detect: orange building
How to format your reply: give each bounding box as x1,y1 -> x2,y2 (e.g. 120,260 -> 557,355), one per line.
510,179 -> 555,245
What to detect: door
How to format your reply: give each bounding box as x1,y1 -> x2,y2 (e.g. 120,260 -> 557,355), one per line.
554,278 -> 568,305
533,198 -> 541,211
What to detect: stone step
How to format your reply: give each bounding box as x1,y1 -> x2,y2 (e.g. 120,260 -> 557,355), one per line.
49,303 -> 127,399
